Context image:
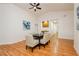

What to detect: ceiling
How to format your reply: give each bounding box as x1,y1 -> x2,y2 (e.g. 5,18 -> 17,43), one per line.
14,3 -> 74,17
15,3 -> 74,11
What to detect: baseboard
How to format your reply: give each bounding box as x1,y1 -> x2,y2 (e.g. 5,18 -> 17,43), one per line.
0,38 -> 25,45
58,37 -> 73,40
74,46 -> 79,56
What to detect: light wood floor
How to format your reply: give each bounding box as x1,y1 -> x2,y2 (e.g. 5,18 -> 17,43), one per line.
0,34 -> 78,56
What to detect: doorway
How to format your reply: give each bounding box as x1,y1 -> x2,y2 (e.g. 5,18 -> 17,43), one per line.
50,20 -> 58,33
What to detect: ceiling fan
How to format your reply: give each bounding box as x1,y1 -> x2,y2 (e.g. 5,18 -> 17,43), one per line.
29,3 -> 41,12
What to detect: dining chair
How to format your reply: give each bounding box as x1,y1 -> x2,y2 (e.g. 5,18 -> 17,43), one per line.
25,34 -> 39,52
40,33 -> 50,48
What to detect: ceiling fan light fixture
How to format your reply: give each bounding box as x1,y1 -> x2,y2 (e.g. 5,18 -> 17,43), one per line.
34,7 -> 36,9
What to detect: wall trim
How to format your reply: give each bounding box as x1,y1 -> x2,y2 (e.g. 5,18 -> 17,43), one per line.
74,46 -> 79,56
58,37 -> 73,40
0,38 -> 25,45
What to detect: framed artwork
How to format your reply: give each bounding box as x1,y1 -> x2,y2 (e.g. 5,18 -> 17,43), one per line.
77,6 -> 79,19
77,6 -> 79,30
42,21 -> 49,27
76,22 -> 79,30
23,20 -> 30,30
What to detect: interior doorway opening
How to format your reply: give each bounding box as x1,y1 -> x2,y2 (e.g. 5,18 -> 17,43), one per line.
50,20 -> 58,33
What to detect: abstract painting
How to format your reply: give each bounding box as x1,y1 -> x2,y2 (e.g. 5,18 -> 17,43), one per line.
42,21 -> 49,27
23,20 -> 30,30
77,23 -> 79,30
77,6 -> 79,30
77,6 -> 79,19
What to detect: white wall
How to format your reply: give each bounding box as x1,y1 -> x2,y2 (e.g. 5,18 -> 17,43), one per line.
0,4 -> 36,45
38,11 -> 74,39
0,6 -> 4,41
0,4 -> 74,45
74,3 -> 79,55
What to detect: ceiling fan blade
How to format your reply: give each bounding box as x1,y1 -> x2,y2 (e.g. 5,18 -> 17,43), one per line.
29,3 -> 34,6
29,7 -> 34,9
36,7 -> 41,10
36,3 -> 40,6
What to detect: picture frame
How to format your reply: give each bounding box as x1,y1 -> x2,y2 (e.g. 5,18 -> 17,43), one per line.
42,21 -> 49,27
77,6 -> 79,19
76,6 -> 79,30
23,20 -> 30,30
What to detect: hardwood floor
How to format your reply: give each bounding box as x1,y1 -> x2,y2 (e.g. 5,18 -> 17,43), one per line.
0,34 -> 78,56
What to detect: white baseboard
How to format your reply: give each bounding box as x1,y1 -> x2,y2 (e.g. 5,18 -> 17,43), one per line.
0,38 -> 25,45
74,46 -> 79,56
58,37 -> 73,40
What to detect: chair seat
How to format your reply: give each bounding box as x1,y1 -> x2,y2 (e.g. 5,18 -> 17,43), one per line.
40,32 -> 51,45
40,39 -> 49,44
26,40 -> 38,47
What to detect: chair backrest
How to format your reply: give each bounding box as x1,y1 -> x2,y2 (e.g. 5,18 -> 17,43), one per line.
26,34 -> 34,44
43,33 -> 49,40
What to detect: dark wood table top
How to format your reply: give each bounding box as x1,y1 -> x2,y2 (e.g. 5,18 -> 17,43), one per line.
33,33 -> 43,39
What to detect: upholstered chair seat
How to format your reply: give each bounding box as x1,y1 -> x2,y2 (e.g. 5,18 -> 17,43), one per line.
40,33 -> 50,46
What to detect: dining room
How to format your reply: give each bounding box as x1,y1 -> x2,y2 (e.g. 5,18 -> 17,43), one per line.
0,3 -> 78,56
